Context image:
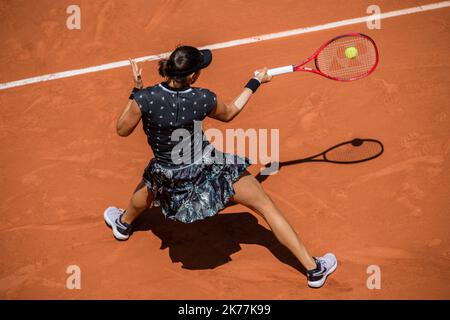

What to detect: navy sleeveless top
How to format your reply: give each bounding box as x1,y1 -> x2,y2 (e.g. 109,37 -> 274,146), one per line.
134,82 -> 217,166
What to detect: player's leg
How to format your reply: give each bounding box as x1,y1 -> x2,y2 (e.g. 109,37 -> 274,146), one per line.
231,172 -> 337,288
104,180 -> 153,241
122,180 -> 153,224
231,172 -> 316,270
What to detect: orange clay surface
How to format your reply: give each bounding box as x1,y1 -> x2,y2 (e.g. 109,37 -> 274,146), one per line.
0,0 -> 449,299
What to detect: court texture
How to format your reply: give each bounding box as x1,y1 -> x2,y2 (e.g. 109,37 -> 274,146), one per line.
0,0 -> 449,299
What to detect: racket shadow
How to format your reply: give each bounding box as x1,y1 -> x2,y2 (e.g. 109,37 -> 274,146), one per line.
132,207 -> 306,274
255,137 -> 384,183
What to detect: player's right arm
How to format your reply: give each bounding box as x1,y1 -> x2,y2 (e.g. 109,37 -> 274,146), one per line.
208,68 -> 272,122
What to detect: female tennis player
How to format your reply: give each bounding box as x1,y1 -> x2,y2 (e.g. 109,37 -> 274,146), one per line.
104,46 -> 337,288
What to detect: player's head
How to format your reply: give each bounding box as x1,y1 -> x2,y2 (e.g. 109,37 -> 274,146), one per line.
159,46 -> 212,86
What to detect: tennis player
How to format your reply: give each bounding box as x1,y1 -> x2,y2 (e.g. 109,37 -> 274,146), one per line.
104,46 -> 337,288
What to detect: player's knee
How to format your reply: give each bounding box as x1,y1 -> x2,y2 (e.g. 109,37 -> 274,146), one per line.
251,193 -> 274,213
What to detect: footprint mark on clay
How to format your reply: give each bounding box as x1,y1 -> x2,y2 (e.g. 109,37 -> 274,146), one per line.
88,168 -> 130,180
396,196 -> 422,217
348,155 -> 444,188
444,251 -> 450,260
349,246 -> 415,261
427,239 -> 442,248
395,181 -> 426,217
298,93 -> 326,131
373,78 -> 399,106
42,150 -> 105,163
433,111 -> 447,123
21,163 -> 60,186
399,132 -> 439,157
444,138 -> 450,156
331,188 -> 349,199
327,279 -> 353,292
22,96 -> 49,114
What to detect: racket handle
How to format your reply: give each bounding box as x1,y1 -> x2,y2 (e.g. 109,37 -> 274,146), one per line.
254,65 -> 294,77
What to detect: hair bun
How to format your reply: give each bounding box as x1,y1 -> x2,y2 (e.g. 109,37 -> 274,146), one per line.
158,46 -> 205,81
158,59 -> 170,77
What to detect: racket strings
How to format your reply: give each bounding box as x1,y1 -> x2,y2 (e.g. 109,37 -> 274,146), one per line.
324,141 -> 383,163
316,35 -> 377,80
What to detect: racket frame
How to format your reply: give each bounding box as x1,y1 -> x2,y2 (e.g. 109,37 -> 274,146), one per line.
264,33 -> 379,81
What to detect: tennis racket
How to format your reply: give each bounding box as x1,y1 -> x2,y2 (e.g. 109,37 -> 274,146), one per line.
257,33 -> 379,81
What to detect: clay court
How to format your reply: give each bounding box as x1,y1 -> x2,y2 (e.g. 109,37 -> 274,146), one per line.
0,0 -> 449,299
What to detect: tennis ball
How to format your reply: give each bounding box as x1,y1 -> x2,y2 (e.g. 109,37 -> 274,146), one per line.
345,46 -> 358,59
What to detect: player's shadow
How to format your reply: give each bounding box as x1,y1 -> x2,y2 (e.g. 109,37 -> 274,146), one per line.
132,207 -> 306,274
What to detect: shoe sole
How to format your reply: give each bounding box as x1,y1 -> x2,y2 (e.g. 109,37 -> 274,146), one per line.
307,259 -> 338,289
103,208 -> 129,241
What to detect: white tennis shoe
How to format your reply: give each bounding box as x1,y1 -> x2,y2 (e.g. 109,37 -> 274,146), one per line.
307,253 -> 338,288
103,206 -> 132,241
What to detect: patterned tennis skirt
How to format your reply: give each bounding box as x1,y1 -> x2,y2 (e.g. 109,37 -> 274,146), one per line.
143,148 -> 251,223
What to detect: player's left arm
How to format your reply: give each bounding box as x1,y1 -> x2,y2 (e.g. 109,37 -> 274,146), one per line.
117,58 -> 144,137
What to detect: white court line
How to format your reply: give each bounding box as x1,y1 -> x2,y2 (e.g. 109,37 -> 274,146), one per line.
1,1 -> 449,91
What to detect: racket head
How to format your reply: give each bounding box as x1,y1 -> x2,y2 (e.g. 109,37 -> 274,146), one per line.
322,138 -> 384,164
296,33 -> 379,81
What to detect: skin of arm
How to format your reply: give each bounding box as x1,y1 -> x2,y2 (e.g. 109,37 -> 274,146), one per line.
116,99 -> 142,137
208,88 -> 253,122
117,59 -> 144,137
209,68 -> 271,123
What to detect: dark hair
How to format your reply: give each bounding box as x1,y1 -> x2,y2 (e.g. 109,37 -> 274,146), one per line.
158,46 -> 202,85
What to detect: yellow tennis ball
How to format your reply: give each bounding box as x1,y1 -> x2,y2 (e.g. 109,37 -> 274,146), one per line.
345,46 -> 358,59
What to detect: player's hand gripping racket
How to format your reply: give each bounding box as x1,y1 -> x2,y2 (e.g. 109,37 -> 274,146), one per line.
256,33 -> 379,81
